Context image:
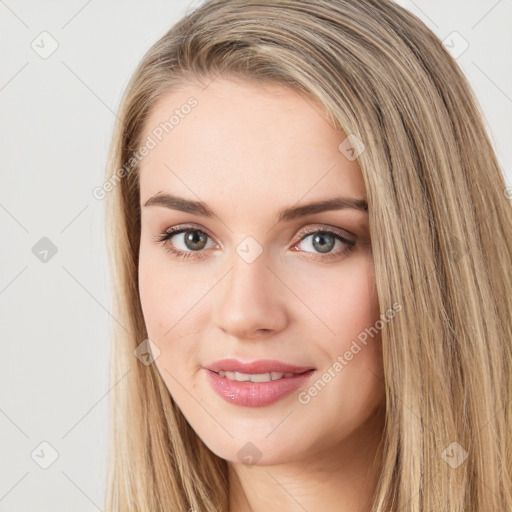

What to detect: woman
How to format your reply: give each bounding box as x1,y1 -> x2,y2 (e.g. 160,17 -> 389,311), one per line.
103,0 -> 512,510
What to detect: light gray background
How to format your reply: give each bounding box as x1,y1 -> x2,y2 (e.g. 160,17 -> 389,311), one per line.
1,1 -> 510,511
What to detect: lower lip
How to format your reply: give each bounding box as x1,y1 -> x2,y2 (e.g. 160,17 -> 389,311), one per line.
204,369 -> 316,407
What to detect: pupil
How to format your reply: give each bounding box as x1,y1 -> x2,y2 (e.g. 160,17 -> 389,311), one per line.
185,230 -> 207,251
313,233 -> 334,253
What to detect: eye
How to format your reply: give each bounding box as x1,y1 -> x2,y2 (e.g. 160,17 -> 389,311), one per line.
152,225 -> 215,261
153,224 -> 359,262
292,227 -> 357,261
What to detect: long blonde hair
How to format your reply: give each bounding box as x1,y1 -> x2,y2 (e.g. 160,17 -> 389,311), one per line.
103,0 -> 512,510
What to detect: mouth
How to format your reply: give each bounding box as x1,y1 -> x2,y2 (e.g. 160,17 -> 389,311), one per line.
204,365 -> 317,407
203,359 -> 316,407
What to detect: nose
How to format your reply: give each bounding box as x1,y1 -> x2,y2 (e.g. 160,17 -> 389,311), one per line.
211,249 -> 288,340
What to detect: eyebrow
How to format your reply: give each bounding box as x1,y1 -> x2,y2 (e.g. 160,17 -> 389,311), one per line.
143,193 -> 368,222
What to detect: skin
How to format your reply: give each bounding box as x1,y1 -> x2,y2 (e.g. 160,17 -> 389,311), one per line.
138,77 -> 386,512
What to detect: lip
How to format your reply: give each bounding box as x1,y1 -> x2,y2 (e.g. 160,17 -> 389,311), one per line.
204,369 -> 316,407
203,359 -> 317,407
204,358 -> 315,374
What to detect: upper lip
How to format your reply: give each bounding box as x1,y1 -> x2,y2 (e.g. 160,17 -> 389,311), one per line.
204,359 -> 315,374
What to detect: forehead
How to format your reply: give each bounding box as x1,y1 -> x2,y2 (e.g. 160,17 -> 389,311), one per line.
138,78 -> 366,212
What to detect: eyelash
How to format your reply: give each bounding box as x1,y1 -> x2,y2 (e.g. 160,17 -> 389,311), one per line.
152,224 -> 357,262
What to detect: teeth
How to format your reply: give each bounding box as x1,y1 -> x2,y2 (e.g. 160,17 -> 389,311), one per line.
217,371 -> 298,382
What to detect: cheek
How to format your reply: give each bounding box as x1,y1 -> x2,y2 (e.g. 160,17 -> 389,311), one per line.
138,251 -> 167,338
138,256 -> 201,409
294,253 -> 384,399
294,257 -> 384,435
340,261 -> 379,336
295,253 -> 379,341
138,243 -> 197,337
138,249 -> 208,379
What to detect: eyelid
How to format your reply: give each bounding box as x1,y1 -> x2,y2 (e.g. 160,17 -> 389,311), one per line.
295,224 -> 356,244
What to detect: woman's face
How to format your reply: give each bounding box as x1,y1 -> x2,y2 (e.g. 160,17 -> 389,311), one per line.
138,77 -> 385,465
